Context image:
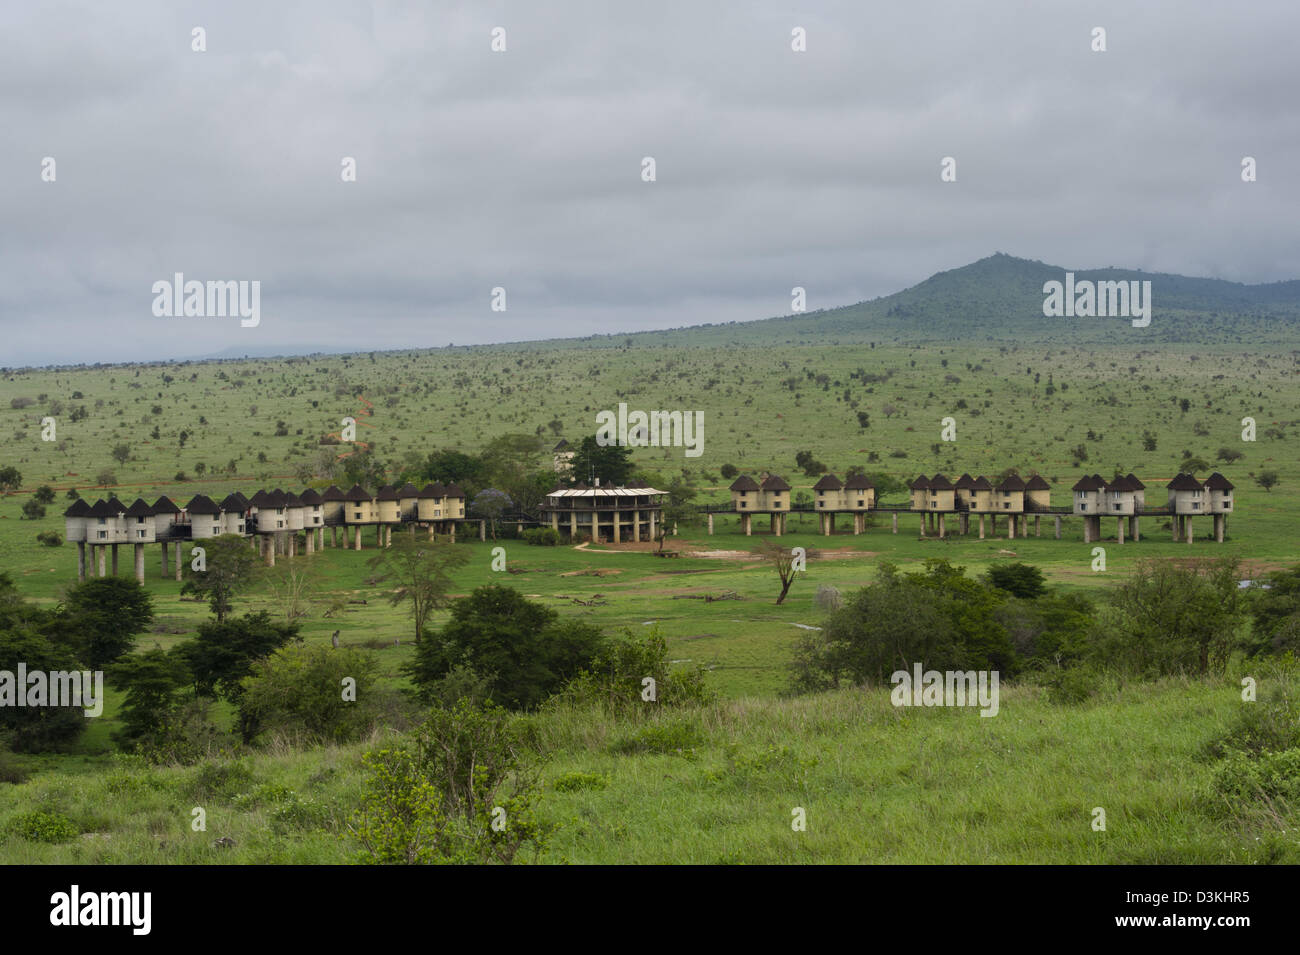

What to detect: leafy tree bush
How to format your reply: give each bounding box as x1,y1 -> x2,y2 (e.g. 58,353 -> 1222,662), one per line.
0,626 -> 85,752
176,611 -> 300,702
351,701 -> 548,864
36,531 -> 62,547
552,627 -> 713,716
1100,557 -> 1244,676
180,534 -> 257,622
62,576 -> 154,668
110,648 -> 191,746
349,747 -> 448,864
1246,564 -> 1300,656
33,485 -> 55,505
20,499 -> 45,520
470,488 -> 513,540
791,560 -> 1016,692
985,562 -> 1047,599
237,644 -> 381,745
568,435 -> 633,486
409,586 -> 605,709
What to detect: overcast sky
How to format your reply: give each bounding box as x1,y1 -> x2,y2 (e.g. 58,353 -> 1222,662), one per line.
2,1 -> 1297,366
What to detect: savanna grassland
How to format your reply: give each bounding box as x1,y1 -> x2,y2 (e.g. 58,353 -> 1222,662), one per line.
2,260 -> 1299,863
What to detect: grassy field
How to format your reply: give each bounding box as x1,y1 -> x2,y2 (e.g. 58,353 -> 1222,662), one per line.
1,332 -> 1297,863
2,671 -> 1295,864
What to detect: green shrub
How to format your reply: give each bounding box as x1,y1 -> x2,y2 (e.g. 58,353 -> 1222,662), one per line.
1045,667 -> 1099,706
522,527 -> 561,546
349,747 -> 448,865
7,810 -> 78,843
1210,748 -> 1300,808
611,716 -> 706,757
35,531 -> 62,547
552,771 -> 608,793
237,645 -> 382,745
189,759 -> 255,801
268,793 -> 336,834
231,782 -> 296,810
553,627 -> 714,716
1205,686 -> 1300,759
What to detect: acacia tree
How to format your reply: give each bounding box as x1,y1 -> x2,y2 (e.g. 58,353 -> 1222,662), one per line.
367,535 -> 469,642
181,534 -> 257,623
757,540 -> 814,605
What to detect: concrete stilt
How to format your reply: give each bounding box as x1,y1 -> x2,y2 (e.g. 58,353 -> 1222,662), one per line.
743,513 -> 752,536
1083,518 -> 1090,544
134,543 -> 145,583
1117,517 -> 1124,545
77,541 -> 86,582
160,541 -> 169,576
175,542 -> 183,581
892,512 -> 898,534
707,513 -> 714,535
354,526 -> 362,550
1035,515 -> 1040,537
1055,515 -> 1062,539
1172,515 -> 1180,542
111,544 -> 119,575
306,530 -> 314,554
1186,518 -> 1194,544
267,538 -> 276,566
1007,516 -> 1015,540
97,546 -> 107,577
938,513 -> 946,538
919,514 -> 926,538
978,514 -> 986,539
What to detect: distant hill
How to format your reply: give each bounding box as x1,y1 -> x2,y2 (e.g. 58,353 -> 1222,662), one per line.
570,253 -> 1300,351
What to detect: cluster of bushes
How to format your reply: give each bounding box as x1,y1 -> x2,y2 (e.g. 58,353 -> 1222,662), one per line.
521,527 -> 561,546
793,556 -> 1298,695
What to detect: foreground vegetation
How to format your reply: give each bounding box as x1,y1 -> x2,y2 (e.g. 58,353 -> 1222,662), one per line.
2,666 -> 1297,864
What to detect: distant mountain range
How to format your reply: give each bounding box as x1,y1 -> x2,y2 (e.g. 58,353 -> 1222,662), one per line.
621,253 -> 1300,349
20,254 -> 1300,370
